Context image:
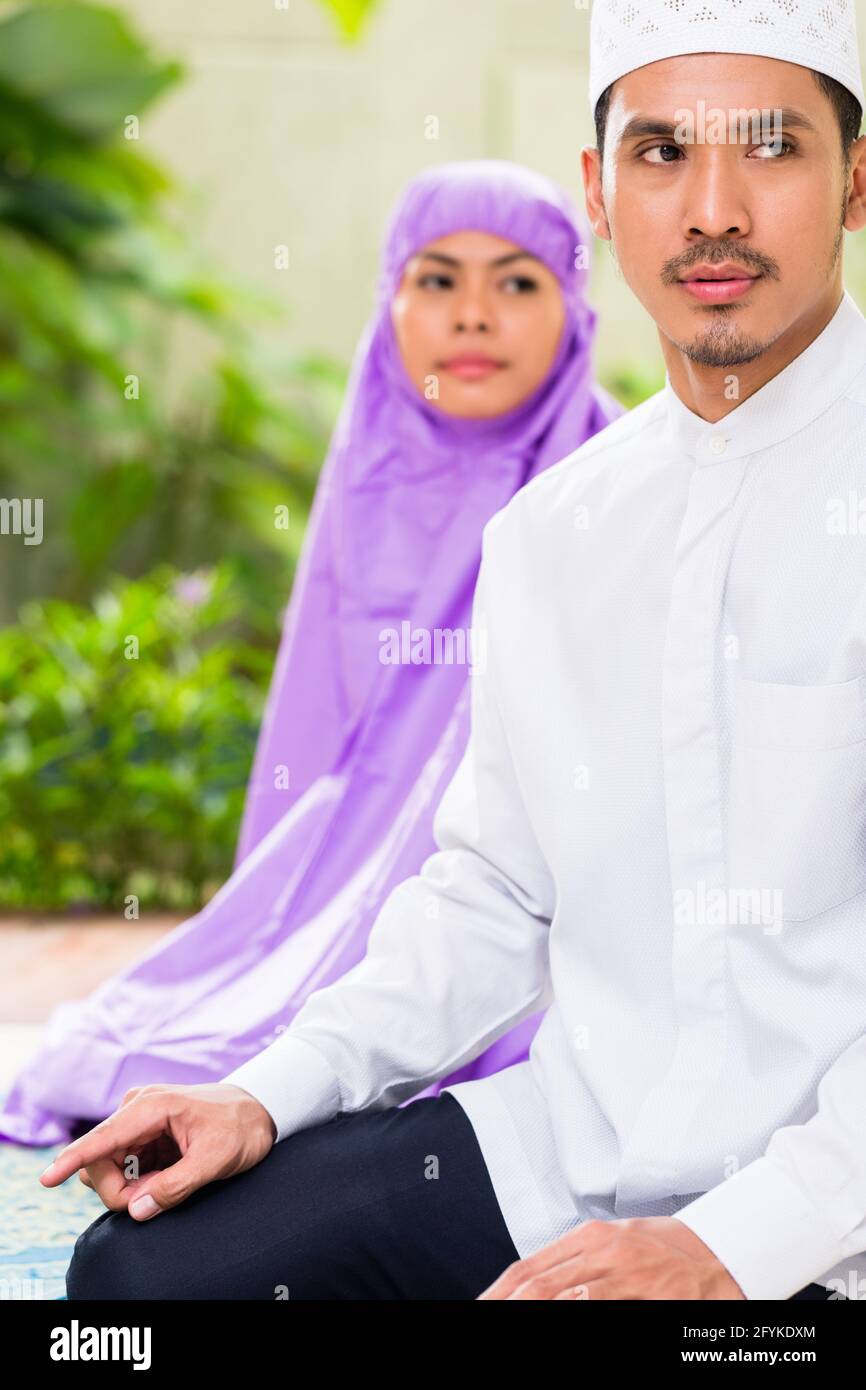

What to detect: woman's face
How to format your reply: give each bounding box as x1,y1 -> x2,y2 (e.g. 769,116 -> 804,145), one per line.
391,229 -> 567,419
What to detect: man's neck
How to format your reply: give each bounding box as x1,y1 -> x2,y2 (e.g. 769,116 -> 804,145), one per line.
661,282 -> 845,425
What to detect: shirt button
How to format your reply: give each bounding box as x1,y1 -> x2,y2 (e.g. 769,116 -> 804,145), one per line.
708,434 -> 727,456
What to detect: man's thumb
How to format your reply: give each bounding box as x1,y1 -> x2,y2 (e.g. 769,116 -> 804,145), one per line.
128,1192 -> 162,1221
127,1156 -> 203,1219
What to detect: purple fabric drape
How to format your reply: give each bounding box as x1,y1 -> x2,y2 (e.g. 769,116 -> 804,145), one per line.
1,160 -> 623,1146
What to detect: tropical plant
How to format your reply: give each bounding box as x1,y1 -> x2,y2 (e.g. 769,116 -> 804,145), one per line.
0,0 -> 374,908
0,0 -> 345,633
0,563 -> 272,910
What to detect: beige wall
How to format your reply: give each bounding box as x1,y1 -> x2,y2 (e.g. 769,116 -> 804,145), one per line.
120,0 -> 866,386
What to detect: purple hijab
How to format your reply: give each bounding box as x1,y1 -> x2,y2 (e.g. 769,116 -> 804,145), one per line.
1,160 -> 622,1146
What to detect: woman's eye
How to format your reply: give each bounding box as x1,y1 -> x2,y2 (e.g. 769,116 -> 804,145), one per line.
501,275 -> 539,294
417,273 -> 454,290
642,143 -> 683,164
750,139 -> 795,158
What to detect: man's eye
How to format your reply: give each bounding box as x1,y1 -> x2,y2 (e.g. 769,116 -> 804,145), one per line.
642,144 -> 683,164
750,139 -> 795,158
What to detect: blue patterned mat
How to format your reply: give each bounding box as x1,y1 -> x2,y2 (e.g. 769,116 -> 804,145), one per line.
0,1097 -> 103,1300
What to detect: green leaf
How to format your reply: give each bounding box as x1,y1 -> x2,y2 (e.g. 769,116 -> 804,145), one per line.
315,0 -> 379,41
0,3 -> 182,138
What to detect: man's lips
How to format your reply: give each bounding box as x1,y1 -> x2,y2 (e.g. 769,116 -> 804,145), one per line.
440,354 -> 506,380
677,262 -> 763,304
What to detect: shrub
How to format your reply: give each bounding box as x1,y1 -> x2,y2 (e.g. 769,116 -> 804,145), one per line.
0,563 -> 273,910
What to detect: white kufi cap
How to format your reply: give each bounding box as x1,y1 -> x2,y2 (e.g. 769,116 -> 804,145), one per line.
589,0 -> 864,116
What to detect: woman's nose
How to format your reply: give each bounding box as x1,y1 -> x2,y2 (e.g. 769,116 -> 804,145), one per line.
454,285 -> 494,332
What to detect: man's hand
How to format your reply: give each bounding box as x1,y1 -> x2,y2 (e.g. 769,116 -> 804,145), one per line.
38,1083 -> 277,1220
477,1216 -> 747,1300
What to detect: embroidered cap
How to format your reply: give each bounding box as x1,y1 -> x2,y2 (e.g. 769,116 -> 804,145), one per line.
589,0 -> 865,117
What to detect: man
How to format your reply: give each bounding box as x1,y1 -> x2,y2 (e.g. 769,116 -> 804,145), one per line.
51,0 -> 866,1300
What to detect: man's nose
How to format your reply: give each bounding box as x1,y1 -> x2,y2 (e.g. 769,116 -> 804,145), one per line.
681,153 -> 752,242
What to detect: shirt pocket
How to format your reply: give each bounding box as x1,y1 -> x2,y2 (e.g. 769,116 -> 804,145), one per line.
727,675 -> 866,922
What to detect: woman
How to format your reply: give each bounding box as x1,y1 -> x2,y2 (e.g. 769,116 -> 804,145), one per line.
1,160 -> 622,1147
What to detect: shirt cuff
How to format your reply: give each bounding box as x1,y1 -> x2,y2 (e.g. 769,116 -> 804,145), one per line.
672,1155 -> 849,1299
220,1034 -> 342,1144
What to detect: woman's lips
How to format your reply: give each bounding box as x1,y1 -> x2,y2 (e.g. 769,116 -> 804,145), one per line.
440,355 -> 505,380
679,274 -> 763,303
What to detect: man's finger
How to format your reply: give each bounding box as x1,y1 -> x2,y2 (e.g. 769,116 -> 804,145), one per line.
39,1099 -> 171,1186
129,1151 -> 212,1216
79,1156 -> 135,1212
553,1277 -> 620,1300
505,1253 -> 609,1300
478,1225 -> 596,1299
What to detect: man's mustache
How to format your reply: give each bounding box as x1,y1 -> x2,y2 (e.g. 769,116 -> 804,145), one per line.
661,246 -> 781,285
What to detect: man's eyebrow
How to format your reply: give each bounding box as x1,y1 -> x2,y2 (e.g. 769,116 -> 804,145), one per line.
618,116 -> 682,143
416,250 -> 542,269
617,107 -> 819,144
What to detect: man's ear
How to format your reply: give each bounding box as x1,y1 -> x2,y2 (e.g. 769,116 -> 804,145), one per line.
843,133 -> 866,233
580,144 -> 611,242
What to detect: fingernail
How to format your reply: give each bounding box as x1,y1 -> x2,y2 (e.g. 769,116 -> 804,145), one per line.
40,1162 -> 57,1179
129,1194 -> 161,1221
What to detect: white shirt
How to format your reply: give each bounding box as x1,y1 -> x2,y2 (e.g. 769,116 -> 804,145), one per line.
224,287 -> 866,1301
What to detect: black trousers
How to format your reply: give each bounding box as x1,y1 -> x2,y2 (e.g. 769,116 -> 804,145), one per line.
65,1091 -> 841,1301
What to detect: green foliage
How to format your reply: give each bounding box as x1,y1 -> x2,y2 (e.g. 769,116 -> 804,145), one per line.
0,2 -> 182,141
0,1 -> 361,909
316,0 -> 380,40
0,564 -> 273,911
0,0 -> 342,632
600,360 -> 665,411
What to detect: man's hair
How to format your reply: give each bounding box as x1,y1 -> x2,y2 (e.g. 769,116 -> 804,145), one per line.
593,69 -> 863,165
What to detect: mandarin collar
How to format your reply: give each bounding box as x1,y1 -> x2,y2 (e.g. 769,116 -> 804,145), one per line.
663,289 -> 866,465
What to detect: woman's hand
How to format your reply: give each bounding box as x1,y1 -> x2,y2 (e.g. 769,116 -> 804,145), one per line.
38,1083 -> 277,1220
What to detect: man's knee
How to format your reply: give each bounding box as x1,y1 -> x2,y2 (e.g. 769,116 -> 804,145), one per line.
66,1210 -> 153,1301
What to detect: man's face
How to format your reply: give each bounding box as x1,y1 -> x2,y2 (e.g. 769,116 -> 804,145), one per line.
582,53 -> 857,367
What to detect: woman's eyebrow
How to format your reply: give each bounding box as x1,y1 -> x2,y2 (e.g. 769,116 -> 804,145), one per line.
489,251 -> 541,268
416,251 -> 541,268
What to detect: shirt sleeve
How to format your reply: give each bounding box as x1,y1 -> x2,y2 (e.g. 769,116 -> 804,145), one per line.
221,517 -> 556,1143
672,1033 -> 866,1298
